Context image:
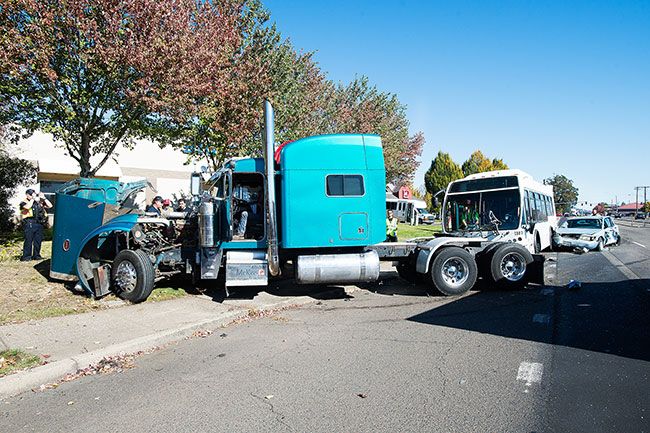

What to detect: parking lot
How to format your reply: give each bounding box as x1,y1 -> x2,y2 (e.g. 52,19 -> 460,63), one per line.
2,224 -> 649,432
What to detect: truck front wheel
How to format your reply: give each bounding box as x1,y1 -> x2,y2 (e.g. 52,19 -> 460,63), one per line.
111,249 -> 155,303
489,244 -> 533,289
429,247 -> 477,296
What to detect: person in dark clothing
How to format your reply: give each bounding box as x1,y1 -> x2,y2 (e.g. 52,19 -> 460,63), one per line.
19,189 -> 52,261
175,198 -> 187,212
146,196 -> 163,215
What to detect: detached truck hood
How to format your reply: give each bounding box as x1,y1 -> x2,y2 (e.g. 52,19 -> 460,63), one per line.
50,178 -> 147,285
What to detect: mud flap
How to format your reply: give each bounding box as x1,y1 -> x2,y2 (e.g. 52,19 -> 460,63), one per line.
527,254 -> 545,285
92,264 -> 112,297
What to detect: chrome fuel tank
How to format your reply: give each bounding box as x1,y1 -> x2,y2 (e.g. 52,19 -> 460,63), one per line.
198,201 -> 215,247
296,250 -> 380,284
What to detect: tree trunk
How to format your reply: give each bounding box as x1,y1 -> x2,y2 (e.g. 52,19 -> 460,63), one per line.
79,133 -> 92,178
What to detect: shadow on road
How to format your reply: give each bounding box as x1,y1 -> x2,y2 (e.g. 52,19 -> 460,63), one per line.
407,278 -> 650,362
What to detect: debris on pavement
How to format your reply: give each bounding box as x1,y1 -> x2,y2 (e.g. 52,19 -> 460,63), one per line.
264,395 -> 274,400
219,333 -> 228,338
567,280 -> 582,290
190,329 -> 213,339
357,393 -> 367,398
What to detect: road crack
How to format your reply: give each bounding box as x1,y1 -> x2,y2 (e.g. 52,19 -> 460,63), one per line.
250,392 -> 296,432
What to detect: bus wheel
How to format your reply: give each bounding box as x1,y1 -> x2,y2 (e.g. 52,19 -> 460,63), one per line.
430,247 -> 477,296
489,244 -> 533,289
111,249 -> 155,303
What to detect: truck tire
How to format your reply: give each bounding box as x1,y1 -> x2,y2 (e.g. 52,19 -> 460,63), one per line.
429,247 -> 477,296
489,243 -> 533,290
476,242 -> 503,279
111,249 -> 155,303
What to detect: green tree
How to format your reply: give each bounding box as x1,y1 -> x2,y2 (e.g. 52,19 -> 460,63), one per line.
544,174 -> 579,214
461,150 -> 509,176
462,150 -> 491,176
0,0 -> 243,177
491,158 -> 509,170
424,151 -> 463,209
0,128 -> 36,232
642,202 -> 650,212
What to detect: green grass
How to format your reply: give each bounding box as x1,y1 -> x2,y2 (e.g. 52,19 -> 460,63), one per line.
0,349 -> 41,376
148,287 -> 188,302
397,222 -> 442,240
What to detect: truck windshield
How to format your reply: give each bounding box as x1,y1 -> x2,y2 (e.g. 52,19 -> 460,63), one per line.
444,189 -> 521,232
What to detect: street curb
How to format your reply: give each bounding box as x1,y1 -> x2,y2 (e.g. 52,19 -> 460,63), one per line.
0,296 -> 313,400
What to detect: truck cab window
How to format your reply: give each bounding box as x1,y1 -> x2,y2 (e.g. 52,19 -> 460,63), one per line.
326,175 -> 364,196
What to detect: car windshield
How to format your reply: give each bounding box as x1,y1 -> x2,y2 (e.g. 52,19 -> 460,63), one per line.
444,189 -> 521,232
563,218 -> 602,229
417,208 -> 430,215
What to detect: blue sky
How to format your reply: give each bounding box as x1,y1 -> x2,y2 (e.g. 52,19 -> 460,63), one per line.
265,0 -> 650,206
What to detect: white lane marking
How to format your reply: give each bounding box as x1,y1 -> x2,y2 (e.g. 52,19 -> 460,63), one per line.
632,241 -> 647,249
602,251 -> 640,280
540,288 -> 554,295
532,314 -> 550,324
517,362 -> 544,386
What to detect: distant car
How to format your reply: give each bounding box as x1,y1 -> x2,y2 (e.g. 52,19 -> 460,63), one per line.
635,212 -> 647,220
553,216 -> 620,251
415,207 -> 436,225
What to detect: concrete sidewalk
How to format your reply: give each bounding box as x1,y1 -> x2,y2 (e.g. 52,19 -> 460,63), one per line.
0,291 -> 315,399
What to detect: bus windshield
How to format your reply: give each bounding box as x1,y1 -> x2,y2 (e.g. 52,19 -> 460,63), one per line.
444,189 -> 521,232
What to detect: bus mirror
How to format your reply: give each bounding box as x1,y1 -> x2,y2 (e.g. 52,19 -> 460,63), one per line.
433,197 -> 439,208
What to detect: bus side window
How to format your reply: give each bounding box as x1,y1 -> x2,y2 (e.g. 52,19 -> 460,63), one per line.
525,190 -> 535,223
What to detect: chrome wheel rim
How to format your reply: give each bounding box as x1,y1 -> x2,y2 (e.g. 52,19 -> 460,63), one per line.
114,261 -> 137,293
441,257 -> 470,288
500,252 -> 526,281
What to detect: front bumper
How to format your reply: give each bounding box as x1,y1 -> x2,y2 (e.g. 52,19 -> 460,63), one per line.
553,234 -> 598,250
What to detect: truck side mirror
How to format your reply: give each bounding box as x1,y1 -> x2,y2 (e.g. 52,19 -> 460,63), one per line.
190,173 -> 202,196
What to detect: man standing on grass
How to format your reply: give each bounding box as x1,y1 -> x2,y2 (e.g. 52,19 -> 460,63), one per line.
19,189 -> 52,261
386,210 -> 398,242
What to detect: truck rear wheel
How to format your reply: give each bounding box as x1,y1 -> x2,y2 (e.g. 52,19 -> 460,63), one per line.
488,244 -> 533,289
429,247 -> 477,296
111,249 -> 155,303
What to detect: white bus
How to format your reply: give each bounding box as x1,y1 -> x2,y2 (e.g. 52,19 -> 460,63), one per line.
386,198 -> 429,224
442,169 -> 556,253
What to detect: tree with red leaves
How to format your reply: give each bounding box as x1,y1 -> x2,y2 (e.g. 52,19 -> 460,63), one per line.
0,0 -> 241,177
322,77 -> 424,186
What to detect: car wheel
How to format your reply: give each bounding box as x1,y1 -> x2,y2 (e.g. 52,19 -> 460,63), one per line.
429,247 -> 477,296
488,243 -> 533,290
111,249 -> 155,303
596,238 -> 605,252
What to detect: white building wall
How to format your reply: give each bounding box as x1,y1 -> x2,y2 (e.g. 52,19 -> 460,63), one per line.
9,133 -> 198,222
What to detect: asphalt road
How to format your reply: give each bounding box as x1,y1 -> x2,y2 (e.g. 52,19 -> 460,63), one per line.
2,231 -> 649,432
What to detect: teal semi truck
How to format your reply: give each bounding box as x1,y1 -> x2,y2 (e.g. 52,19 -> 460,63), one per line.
50,101 -> 542,302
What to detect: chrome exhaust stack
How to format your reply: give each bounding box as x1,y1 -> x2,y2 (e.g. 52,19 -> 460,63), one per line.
264,100 -> 281,276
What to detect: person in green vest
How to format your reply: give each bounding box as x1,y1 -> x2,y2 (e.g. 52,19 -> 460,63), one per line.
460,200 -> 480,229
386,210 -> 398,242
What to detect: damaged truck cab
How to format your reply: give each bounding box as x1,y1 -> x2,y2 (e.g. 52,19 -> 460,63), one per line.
50,102 -> 386,302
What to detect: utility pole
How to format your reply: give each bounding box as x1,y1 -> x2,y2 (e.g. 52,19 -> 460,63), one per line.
635,186 -> 650,217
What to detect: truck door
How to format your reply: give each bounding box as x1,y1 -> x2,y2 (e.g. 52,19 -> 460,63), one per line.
215,170 -> 232,241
